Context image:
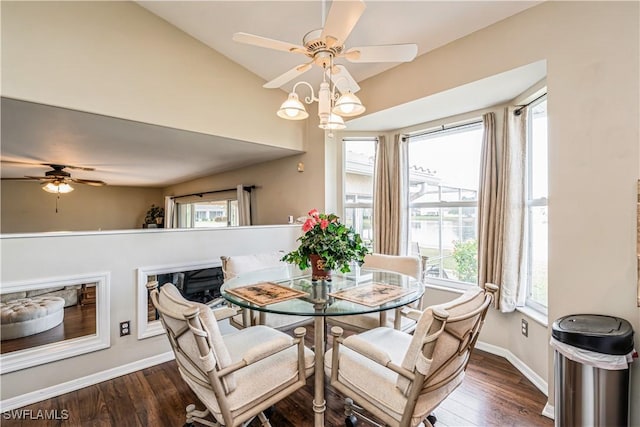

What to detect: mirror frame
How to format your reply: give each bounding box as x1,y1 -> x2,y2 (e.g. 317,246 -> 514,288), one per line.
0,272 -> 111,374
137,260 -> 222,340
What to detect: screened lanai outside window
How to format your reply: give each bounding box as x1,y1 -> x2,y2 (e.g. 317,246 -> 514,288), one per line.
408,123 -> 483,286
177,199 -> 238,228
343,138 -> 375,249
526,97 -> 548,312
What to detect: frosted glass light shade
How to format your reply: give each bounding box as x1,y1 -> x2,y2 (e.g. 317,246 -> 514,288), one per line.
43,182 -> 74,193
333,92 -> 365,117
318,113 -> 346,130
277,93 -> 309,120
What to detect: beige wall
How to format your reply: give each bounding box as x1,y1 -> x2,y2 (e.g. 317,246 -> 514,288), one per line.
164,109 -> 332,224
1,0 -> 304,151
360,1 -> 639,418
1,181 -> 163,233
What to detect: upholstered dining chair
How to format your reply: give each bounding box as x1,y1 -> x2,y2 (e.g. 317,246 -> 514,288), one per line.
220,252 -> 313,331
325,283 -> 497,427
148,281 -> 314,427
327,253 -> 428,333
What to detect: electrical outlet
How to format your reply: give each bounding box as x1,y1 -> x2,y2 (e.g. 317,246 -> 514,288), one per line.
120,321 -> 131,337
521,319 -> 528,337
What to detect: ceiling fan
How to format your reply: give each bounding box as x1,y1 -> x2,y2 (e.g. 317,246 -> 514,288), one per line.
233,0 -> 418,129
233,0 -> 417,90
1,162 -> 107,193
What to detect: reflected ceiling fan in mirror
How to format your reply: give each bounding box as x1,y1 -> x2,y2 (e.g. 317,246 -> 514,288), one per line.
233,0 -> 417,130
2,161 -> 106,211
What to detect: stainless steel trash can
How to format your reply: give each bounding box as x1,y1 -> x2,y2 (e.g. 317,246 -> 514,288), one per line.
552,314 -> 634,427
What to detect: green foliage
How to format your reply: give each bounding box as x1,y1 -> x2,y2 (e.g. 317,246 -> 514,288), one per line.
145,204 -> 164,224
452,239 -> 478,283
282,210 -> 368,273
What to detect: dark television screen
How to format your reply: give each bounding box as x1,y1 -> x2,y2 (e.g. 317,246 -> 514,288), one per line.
157,266 -> 224,303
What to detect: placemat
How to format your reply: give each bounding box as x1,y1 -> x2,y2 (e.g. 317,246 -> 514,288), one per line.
225,282 -> 308,306
328,283 -> 414,307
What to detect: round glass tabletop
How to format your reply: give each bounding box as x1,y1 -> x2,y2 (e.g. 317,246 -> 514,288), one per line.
220,265 -> 424,317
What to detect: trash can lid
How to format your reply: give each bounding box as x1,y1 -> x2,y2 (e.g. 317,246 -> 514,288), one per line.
551,314 -> 634,355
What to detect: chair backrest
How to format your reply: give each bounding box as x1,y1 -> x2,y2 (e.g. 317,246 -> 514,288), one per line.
362,253 -> 422,280
220,251 -> 286,280
148,281 -> 237,393
398,284 -> 496,397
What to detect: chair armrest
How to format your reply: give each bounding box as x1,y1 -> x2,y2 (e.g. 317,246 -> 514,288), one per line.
212,306 -> 238,321
400,306 -> 422,322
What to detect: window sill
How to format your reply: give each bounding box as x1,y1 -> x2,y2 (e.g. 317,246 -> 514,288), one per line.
516,305 -> 548,327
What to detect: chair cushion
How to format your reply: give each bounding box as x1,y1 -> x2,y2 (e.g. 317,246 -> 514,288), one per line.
363,253 -> 421,279
184,325 -> 314,422
221,252 -> 286,280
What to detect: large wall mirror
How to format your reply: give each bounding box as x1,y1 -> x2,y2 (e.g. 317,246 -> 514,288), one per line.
137,261 -> 223,340
0,272 -> 110,374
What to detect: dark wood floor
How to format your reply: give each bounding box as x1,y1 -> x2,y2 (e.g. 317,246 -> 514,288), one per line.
1,341 -> 551,427
1,303 -> 96,354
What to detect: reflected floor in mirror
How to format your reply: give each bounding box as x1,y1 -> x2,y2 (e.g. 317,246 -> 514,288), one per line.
1,303 -> 96,354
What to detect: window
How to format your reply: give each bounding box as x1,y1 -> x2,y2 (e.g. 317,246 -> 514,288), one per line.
177,197 -> 238,228
525,97 -> 548,312
407,122 -> 483,287
343,138 -> 376,249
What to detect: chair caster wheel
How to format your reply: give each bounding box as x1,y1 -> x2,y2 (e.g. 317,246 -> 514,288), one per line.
426,413 -> 437,425
345,414 -> 358,427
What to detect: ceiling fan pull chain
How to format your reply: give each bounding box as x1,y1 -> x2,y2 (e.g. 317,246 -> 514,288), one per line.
56,192 -> 60,213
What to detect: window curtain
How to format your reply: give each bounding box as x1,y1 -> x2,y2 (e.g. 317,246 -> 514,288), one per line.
373,134 -> 408,255
237,185 -> 251,226
164,196 -> 176,229
477,108 -> 527,312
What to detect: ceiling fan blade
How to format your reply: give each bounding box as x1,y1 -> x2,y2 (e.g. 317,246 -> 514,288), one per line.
328,65 -> 360,94
0,159 -> 95,171
72,178 -> 106,186
344,44 -> 418,63
263,62 -> 313,89
1,177 -> 43,181
321,0 -> 366,47
233,32 -> 306,55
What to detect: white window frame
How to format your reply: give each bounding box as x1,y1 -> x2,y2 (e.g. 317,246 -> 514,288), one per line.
343,137 -> 376,248
524,95 -> 548,314
407,121 -> 483,291
177,197 -> 238,228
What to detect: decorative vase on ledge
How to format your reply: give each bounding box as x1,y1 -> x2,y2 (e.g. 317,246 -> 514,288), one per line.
310,254 -> 331,281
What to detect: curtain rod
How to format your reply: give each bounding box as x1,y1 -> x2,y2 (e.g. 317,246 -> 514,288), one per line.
402,119 -> 483,141
171,185 -> 255,200
514,93 -> 547,116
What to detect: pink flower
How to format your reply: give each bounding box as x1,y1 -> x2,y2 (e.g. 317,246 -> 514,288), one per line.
320,219 -> 329,230
308,208 -> 319,218
302,218 -> 316,232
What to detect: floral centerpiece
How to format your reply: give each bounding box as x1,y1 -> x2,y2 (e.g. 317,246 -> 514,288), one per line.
282,209 -> 368,280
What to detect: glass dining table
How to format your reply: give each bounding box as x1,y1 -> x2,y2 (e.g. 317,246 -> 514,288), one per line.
220,264 -> 425,427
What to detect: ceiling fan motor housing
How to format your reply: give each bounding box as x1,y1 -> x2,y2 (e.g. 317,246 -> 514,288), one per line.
303,29 -> 343,68
45,165 -> 71,178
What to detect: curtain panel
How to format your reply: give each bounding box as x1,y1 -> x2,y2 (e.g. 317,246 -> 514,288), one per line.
373,134 -> 408,255
477,109 -> 527,312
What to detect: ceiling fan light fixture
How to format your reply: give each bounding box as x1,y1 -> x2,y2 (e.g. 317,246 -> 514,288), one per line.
333,91 -> 365,117
276,93 -> 309,120
42,182 -> 74,194
318,113 -> 346,130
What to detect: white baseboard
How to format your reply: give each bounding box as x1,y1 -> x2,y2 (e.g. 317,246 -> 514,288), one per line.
476,340 -> 548,396
542,402 -> 555,420
0,351 -> 175,412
